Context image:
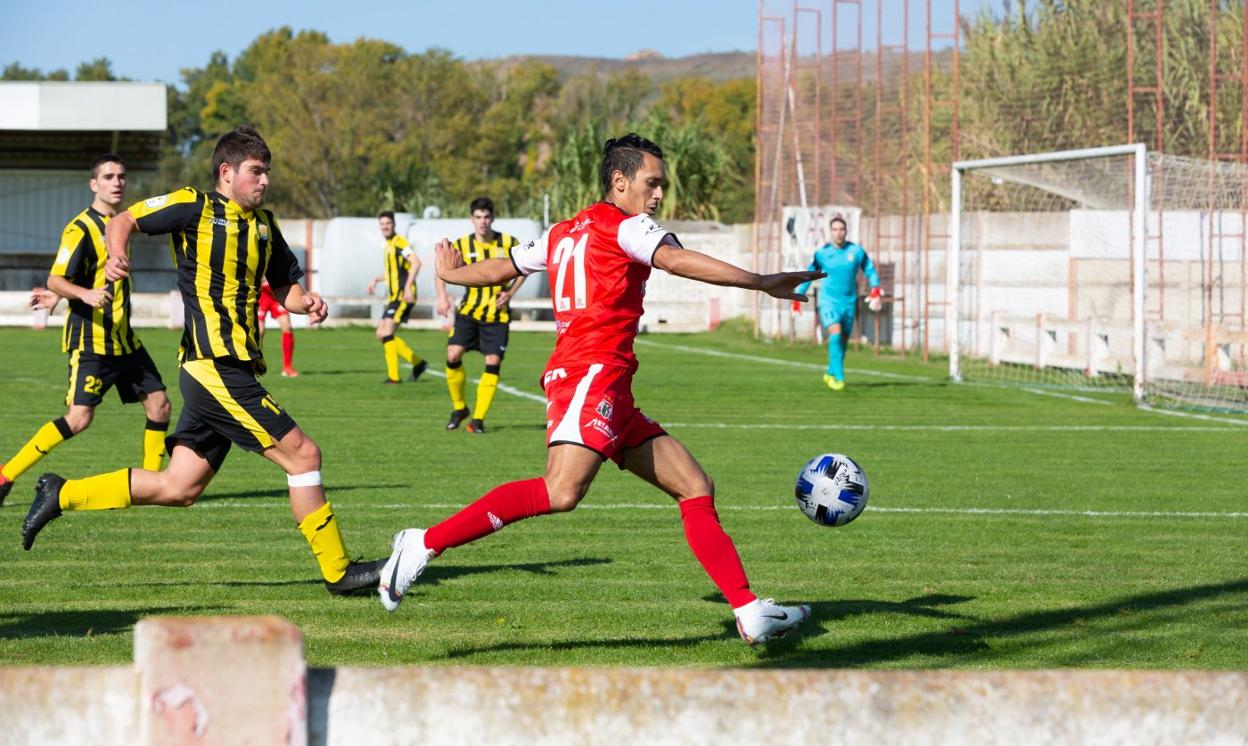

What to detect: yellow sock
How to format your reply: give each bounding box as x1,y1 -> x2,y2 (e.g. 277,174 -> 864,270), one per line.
394,337 -> 421,365
297,501 -> 350,583
446,365 -> 467,410
3,419 -> 71,482
473,372 -> 499,421
60,468 -> 131,511
143,420 -> 168,471
383,338 -> 400,381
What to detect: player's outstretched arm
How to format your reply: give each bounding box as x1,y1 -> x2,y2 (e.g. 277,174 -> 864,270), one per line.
104,211 -> 139,281
272,283 -> 329,324
433,238 -> 519,288
654,244 -> 824,301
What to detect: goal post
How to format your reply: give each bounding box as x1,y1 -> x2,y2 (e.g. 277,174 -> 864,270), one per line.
949,144 -> 1148,399
951,144 -> 1248,414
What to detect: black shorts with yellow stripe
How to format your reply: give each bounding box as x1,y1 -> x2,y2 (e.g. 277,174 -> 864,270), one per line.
66,348 -> 165,408
448,315 -> 509,357
170,357 -> 296,472
382,299 -> 413,324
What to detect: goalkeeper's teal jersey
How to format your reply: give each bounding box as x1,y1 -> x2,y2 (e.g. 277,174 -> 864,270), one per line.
797,241 -> 880,305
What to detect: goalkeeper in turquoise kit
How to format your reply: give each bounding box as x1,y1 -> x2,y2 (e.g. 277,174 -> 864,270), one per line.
794,216 -> 882,390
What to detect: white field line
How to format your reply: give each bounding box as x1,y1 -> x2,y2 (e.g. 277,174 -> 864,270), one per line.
187,500 -> 1248,519
1136,404 -> 1248,427
633,338 -> 932,382
661,423 -> 1241,432
422,367 -> 546,403
1020,387 -> 1114,405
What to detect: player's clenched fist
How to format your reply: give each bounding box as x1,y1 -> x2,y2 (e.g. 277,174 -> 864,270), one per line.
105,254 -> 130,281
302,292 -> 328,324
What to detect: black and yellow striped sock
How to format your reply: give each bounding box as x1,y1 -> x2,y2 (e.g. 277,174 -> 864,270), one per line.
381,335 -> 400,381
473,364 -> 501,421
60,468 -> 131,511
142,419 -> 169,471
297,502 -> 350,583
2,418 -> 73,482
446,360 -> 467,410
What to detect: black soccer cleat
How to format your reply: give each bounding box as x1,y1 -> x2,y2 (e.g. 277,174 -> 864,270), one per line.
23,473 -> 65,550
0,474 -> 12,508
381,378 -> 401,385
446,408 -> 470,431
409,360 -> 428,382
325,558 -> 387,596
465,418 -> 486,434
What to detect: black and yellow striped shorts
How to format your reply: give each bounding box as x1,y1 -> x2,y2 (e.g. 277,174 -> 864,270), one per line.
170,358 -> 297,471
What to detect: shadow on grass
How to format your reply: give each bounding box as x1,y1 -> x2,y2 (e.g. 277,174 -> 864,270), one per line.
419,557 -> 612,587
749,577 -> 1248,668
198,483 -> 411,501
439,579 -> 1248,664
0,606 -> 225,640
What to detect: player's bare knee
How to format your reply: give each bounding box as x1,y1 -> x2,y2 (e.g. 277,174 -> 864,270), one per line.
292,437 -> 322,472
161,480 -> 202,507
64,409 -> 93,434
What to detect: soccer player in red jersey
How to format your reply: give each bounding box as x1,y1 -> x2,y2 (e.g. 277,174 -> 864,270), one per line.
379,134 -> 825,645
257,280 -> 298,377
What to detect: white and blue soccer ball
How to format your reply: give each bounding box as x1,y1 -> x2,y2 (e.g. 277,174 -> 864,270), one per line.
794,453 -> 869,527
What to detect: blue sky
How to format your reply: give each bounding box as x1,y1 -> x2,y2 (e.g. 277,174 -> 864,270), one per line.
0,0 -> 1003,86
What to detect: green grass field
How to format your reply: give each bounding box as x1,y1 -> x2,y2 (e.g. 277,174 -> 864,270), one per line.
1,323 -> 1245,669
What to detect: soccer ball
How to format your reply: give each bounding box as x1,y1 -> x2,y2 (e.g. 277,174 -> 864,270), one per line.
794,453 -> 869,527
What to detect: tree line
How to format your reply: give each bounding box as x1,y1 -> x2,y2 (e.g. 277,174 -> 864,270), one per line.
5,31 -> 754,224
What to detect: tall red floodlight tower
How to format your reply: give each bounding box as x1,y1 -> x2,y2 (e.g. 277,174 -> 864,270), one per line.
872,0 -> 912,352
755,4 -> 787,336
1205,0 -> 1248,379
1127,0 -> 1167,320
829,0 -> 864,207
921,0 -> 959,360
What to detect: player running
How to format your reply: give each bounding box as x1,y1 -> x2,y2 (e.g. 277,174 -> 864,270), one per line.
379,134 -> 824,645
794,216 -> 882,390
21,127 -> 383,595
434,196 -> 526,434
367,211 -> 428,384
0,154 -> 171,506
257,280 -> 299,377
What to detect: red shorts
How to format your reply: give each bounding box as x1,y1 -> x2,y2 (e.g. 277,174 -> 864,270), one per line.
257,284 -> 288,320
543,362 -> 666,465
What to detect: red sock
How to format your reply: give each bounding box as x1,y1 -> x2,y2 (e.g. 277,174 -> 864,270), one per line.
425,477 -> 551,555
281,330 -> 294,368
679,496 -> 756,607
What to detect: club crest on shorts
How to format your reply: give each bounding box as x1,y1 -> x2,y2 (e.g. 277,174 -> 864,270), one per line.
596,398 -> 613,420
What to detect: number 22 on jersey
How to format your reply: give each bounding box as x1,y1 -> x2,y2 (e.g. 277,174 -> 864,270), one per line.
552,234 -> 588,312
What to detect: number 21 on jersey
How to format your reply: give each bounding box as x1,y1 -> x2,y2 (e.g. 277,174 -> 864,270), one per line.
552,234 -> 588,312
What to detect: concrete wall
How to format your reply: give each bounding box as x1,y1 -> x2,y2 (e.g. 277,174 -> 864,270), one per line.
3,616 -> 1247,746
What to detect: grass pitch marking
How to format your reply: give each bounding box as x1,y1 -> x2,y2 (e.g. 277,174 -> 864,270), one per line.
186,500 -> 1248,520
633,338 -> 933,382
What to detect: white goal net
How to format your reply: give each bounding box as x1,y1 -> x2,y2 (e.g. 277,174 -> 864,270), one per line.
951,145 -> 1248,414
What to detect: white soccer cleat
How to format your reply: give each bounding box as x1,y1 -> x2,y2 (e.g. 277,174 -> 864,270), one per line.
378,528 -> 434,612
734,598 -> 812,645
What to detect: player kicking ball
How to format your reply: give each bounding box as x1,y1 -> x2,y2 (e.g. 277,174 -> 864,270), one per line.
379,134 -> 824,645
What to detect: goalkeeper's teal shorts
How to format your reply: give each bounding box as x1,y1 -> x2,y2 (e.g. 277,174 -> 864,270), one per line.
818,299 -> 856,331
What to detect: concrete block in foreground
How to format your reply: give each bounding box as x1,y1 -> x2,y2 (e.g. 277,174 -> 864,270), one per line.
134,615 -> 306,746
308,667 -> 1248,746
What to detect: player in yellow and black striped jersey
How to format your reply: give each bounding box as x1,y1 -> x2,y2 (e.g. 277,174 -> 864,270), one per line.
21,127 -> 382,596
367,211 -> 427,383
434,197 -> 526,433
0,154 -> 171,507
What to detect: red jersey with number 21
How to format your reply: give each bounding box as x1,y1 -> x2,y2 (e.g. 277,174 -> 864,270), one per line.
510,201 -> 678,371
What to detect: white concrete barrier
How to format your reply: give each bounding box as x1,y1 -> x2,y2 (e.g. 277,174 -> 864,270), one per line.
2,616 -> 1248,746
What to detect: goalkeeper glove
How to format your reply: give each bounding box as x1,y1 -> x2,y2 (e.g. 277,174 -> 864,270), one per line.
791,300 -> 802,313
867,287 -> 883,313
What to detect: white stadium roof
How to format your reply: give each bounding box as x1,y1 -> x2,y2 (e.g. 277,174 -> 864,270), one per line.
0,82 -> 166,131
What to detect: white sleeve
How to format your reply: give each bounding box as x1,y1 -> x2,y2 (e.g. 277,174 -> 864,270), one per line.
402,248 -> 417,262
510,228 -> 550,276
617,214 -> 679,266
